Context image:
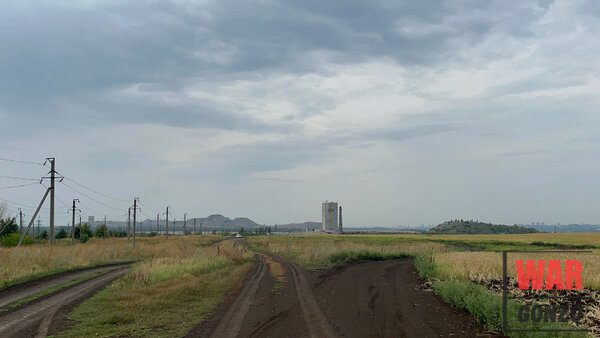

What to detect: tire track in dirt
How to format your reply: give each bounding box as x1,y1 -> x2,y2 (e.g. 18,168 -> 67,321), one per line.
194,241 -> 337,338
0,266 -> 130,338
287,261 -> 337,337
196,247 -> 505,337
0,263 -> 130,309
208,254 -> 268,338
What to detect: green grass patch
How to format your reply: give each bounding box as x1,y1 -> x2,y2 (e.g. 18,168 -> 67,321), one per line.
6,271 -> 106,309
434,280 -> 587,337
415,253 -> 589,337
272,276 -> 285,294
327,250 -> 410,266
149,257 -> 231,284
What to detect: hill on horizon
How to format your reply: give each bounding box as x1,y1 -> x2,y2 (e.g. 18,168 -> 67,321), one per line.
428,219 -> 539,234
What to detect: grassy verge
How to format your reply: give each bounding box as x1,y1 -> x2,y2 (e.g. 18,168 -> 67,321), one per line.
415,254 -> 589,337
6,271 -> 106,308
0,236 -> 222,289
54,239 -> 254,337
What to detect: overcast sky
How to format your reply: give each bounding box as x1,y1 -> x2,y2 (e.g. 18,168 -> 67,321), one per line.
1,0 -> 599,227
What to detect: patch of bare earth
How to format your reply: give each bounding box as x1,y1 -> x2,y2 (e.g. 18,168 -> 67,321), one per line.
192,254 -> 504,337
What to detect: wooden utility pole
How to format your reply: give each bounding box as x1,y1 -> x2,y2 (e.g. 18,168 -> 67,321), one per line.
79,215 -> 82,243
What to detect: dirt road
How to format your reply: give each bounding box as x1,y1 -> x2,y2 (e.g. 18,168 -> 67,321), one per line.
0,264 -> 131,338
193,253 -> 503,338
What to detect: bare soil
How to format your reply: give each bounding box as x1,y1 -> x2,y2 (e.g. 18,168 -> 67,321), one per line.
191,254 -> 505,338
0,264 -> 131,338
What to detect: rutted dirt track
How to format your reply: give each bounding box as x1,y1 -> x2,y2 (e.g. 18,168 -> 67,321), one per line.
0,264 -> 131,338
191,249 -> 504,338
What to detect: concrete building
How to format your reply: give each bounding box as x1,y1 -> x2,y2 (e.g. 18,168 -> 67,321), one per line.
322,201 -> 340,233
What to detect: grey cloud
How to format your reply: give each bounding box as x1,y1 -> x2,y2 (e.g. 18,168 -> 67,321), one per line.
0,0 -> 552,130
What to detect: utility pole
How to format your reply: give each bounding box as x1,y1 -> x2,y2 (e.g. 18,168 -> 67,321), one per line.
71,199 -> 79,245
19,209 -> 23,235
127,208 -> 131,242
17,187 -> 51,247
133,198 -> 139,247
165,206 -> 170,239
156,214 -> 159,233
79,215 -> 82,243
184,213 -> 187,235
48,158 -> 56,245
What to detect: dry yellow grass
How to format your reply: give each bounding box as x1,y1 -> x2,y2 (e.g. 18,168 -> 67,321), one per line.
410,232 -> 600,247
0,235 -> 221,287
432,250 -> 600,290
57,237 -> 254,337
249,235 -> 447,269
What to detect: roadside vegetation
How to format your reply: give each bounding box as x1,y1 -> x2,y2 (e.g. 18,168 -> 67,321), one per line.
56,239 -> 253,337
248,235 -> 445,269
0,235 -> 223,289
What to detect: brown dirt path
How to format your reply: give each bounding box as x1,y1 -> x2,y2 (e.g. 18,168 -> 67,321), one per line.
0,265 -> 131,338
313,258 -> 502,337
192,252 -> 505,338
0,263 -> 131,309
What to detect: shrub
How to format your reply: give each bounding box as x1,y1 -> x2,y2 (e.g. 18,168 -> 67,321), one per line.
0,217 -> 18,237
1,233 -> 34,247
55,229 -> 68,239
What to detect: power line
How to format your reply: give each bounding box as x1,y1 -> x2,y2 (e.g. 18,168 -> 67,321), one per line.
58,174 -> 129,203
60,181 -> 124,212
138,201 -> 160,215
0,183 -> 39,190
0,196 -> 38,210
0,175 -> 39,181
77,200 -> 102,216
0,157 -> 45,166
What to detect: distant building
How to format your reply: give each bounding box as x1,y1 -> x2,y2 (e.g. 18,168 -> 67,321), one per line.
322,201 -> 340,233
88,216 -> 94,224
